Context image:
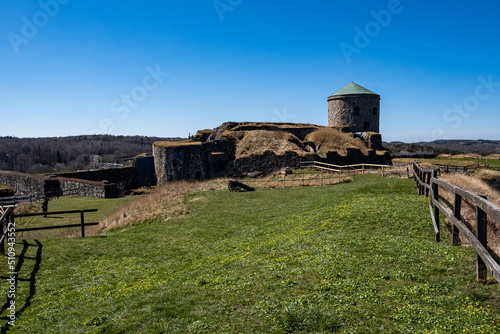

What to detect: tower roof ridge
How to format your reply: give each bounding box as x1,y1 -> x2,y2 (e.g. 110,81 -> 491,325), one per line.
329,82 -> 379,97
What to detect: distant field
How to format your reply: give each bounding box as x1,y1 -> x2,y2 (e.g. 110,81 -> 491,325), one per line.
394,156 -> 500,168
1,175 -> 500,333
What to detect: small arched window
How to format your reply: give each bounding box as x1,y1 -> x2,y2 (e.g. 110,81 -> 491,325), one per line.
353,106 -> 360,116
373,107 -> 378,116
172,160 -> 178,167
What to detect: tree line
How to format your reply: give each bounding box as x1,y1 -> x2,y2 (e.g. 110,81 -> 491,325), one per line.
384,139 -> 500,158
0,135 -> 181,174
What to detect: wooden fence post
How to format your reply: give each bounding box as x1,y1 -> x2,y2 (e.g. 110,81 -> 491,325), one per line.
476,207 -> 488,283
80,211 -> 86,238
452,193 -> 461,246
425,172 -> 431,197
421,170 -> 424,193
0,213 -> 5,255
413,162 -> 418,189
432,172 -> 440,242
417,168 -> 421,195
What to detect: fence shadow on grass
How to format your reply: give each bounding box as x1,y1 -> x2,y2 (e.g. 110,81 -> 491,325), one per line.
0,240 -> 43,333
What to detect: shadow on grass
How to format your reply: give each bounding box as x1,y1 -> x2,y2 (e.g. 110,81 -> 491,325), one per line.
0,240 -> 43,333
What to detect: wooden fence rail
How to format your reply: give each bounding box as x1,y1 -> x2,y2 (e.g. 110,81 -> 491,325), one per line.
413,160 -> 500,283
0,207 -> 13,255
301,161 -> 413,178
0,209 -> 99,254
241,172 -> 351,188
0,195 -> 41,208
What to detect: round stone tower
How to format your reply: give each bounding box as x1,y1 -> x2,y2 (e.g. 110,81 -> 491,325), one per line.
328,82 -> 380,133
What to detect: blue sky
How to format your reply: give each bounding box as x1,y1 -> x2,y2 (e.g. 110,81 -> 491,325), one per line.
1,0 -> 499,142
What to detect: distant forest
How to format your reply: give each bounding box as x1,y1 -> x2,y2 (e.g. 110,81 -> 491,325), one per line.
0,135 -> 182,174
384,139 -> 500,157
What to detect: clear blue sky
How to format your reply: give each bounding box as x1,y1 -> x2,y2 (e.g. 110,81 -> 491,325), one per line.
1,0 -> 499,142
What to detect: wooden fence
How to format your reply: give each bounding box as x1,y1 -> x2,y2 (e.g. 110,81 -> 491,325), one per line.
0,209 -> 99,255
240,170 -> 352,189
0,195 -> 41,208
413,161 -> 500,283
436,163 -> 484,174
301,161 -> 413,178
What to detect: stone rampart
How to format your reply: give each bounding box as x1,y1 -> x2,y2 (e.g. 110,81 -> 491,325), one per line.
52,166 -> 139,190
0,170 -> 117,198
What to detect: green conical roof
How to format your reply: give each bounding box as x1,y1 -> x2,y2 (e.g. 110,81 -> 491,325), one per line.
329,82 -> 379,97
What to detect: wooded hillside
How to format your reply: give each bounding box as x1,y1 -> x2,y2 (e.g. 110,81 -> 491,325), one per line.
0,135 -> 181,174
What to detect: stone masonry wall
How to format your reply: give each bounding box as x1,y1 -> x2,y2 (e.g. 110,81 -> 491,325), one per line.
153,143 -> 208,185
0,170 -> 117,198
154,138 -> 235,185
0,171 -> 45,196
53,166 -> 139,190
328,95 -> 380,132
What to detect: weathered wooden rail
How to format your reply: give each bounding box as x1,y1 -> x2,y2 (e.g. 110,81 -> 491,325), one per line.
0,207 -> 14,255
301,161 -> 412,178
413,160 -> 500,283
436,163 -> 481,174
0,194 -> 40,208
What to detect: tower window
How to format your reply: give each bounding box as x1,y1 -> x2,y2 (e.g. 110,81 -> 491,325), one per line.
373,107 -> 378,116
364,122 -> 370,131
353,106 -> 360,116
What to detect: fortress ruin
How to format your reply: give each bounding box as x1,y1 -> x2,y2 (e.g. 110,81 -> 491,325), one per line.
0,82 -> 390,195
153,82 -> 390,185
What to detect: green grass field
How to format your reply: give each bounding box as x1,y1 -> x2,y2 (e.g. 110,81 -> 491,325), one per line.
1,175 -> 500,333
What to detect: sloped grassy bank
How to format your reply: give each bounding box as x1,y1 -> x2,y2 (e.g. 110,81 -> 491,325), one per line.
1,175 -> 499,333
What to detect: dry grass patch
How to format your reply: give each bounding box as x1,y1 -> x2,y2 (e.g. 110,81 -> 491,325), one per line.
305,128 -> 369,155
452,153 -> 483,159
87,179 -> 229,235
474,168 -> 500,193
439,173 -> 500,254
235,130 -> 306,158
153,140 -> 202,148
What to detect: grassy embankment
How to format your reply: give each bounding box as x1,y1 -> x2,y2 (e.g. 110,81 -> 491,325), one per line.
1,175 -> 500,333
